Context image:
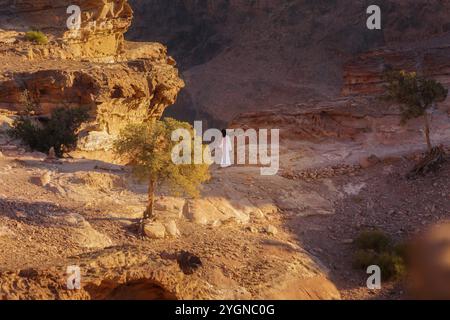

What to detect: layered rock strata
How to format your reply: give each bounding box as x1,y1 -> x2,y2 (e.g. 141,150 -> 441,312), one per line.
0,0 -> 184,158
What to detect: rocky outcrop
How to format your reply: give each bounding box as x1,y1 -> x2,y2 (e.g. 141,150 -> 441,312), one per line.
0,245 -> 340,300
342,39 -> 450,104
0,0 -> 184,159
232,97 -> 450,145
231,95 -> 450,172
0,0 -> 133,61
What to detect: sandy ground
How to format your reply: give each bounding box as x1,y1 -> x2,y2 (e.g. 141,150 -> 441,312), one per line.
0,139 -> 449,299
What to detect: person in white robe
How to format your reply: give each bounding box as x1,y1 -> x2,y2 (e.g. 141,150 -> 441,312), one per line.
219,129 -> 232,168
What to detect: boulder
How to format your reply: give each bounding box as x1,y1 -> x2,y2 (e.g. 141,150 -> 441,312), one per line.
264,225 -> 279,236
144,222 -> 166,239
154,197 -> 185,219
164,220 -> 181,238
60,213 -> 113,249
184,198 -> 249,226
253,200 -> 278,216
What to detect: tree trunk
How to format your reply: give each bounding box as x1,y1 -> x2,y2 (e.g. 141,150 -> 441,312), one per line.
140,177 -> 156,235
424,113 -> 432,153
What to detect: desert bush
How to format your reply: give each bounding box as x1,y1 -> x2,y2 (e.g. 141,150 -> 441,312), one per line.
10,106 -> 90,157
354,230 -> 391,253
352,230 -> 407,280
25,31 -> 48,45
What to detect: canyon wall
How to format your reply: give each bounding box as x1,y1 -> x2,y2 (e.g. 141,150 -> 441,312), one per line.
127,0 -> 450,127
0,0 -> 184,158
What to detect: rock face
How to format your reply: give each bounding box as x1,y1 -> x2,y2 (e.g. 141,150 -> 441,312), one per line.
342,38 -> 450,105
0,0 -> 184,159
232,97 -> 450,150
0,246 -> 340,300
127,0 -> 450,126
0,0 -> 133,61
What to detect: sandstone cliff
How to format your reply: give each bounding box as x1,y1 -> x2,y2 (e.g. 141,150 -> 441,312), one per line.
343,34 -> 450,101
128,0 -> 450,126
0,0 -> 184,158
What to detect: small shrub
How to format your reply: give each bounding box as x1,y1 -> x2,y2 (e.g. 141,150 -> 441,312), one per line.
353,249 -> 406,280
10,106 -> 90,157
25,31 -> 48,45
354,230 -> 391,253
352,230 -> 407,280
353,249 -> 378,269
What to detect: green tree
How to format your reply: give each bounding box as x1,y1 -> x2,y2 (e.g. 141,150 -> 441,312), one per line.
113,118 -> 210,234
384,70 -> 448,152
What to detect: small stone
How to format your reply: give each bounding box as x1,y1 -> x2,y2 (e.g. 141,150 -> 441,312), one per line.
246,226 -> 258,233
264,225 -> 278,236
30,171 -> 51,187
250,210 -> 265,220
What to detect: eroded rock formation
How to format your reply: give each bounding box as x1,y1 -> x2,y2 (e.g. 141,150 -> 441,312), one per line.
0,245 -> 340,300
0,0 -> 133,60
230,26 -> 450,163
342,36 -> 450,102
0,0 -> 184,158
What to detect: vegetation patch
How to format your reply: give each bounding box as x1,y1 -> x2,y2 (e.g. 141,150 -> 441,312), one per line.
9,106 -> 90,157
25,30 -> 48,45
352,230 -> 407,280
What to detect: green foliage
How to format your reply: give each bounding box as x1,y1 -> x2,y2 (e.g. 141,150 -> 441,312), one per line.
25,31 -> 48,45
353,250 -> 406,280
10,106 -> 90,157
352,230 -> 407,280
383,70 -> 448,124
113,118 -> 210,198
354,230 -> 391,253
